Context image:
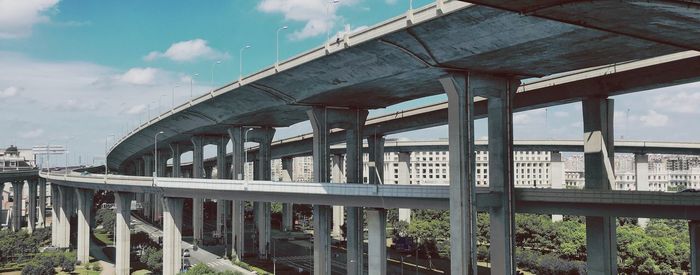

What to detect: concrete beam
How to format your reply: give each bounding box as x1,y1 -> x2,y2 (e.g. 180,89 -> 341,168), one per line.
441,72 -> 478,275
75,188 -> 93,264
582,97 -> 617,275
486,76 -> 518,274
163,197 -> 184,275
115,192 -> 134,275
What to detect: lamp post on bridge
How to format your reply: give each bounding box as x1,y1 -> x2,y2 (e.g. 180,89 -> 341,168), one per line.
326,0 -> 340,44
276,26 -> 288,69
154,131 -> 165,180
211,60 -> 222,92
190,73 -> 199,100
104,134 -> 115,178
239,45 -> 251,83
171,85 -> 180,109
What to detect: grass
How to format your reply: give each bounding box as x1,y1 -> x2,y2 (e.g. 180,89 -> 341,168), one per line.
94,231 -> 113,246
131,270 -> 152,275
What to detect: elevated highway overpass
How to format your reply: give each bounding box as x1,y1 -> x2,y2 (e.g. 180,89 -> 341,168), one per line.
35,0 -> 700,274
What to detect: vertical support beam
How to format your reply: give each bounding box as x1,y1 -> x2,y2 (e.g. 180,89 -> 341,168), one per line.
114,192 -> 134,275
228,127 -> 246,260
75,188 -> 93,264
11,181 -> 23,232
39,178 -> 46,228
331,154 -> 345,238
397,152 -> 411,223
191,136 -> 205,243
550,151 -> 564,222
308,107 -> 332,275
440,73 -> 477,275
58,186 -> 71,247
154,150 -> 168,223
691,220 -> 700,275
281,157 -> 294,232
163,197 -> 184,275
142,154 -> 154,220
346,109 -> 368,275
51,184 -> 60,246
216,136 -> 229,238
485,76 -> 518,274
367,209 -> 387,275
635,153 -> 649,227
27,180 -> 37,233
249,127 -> 276,259
169,143 -> 182,178
582,97 -> 616,275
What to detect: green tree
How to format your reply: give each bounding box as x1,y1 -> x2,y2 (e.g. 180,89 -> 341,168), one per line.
139,246 -> 162,272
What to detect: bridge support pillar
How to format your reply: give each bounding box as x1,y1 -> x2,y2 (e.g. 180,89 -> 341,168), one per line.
191,136 -> 205,243
249,127 -> 276,259
550,152 -> 564,222
163,197 -> 184,275
228,127 -> 246,260
331,154 -> 345,238
308,106 -> 332,275
27,180 -> 37,233
39,179 -> 46,228
440,73 -> 478,274
347,109 -> 369,275
484,75 -> 518,274
583,97 -> 617,275
215,137 -> 229,241
50,185 -> 59,246
367,208 -> 387,275
397,152 -> 411,223
635,153 -> 650,227
115,192 -> 134,275
142,154 -> 154,221
691,220 -> 700,275
58,186 -> 72,247
281,157 -> 294,232
11,181 -> 23,232
169,143 -> 183,178
75,188 -> 93,264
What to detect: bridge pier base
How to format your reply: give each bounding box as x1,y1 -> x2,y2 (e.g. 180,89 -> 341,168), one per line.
163,197 -> 184,275
582,97 -> 617,275
115,192 -> 134,275
11,181 -> 23,232
75,188 -> 93,264
441,73 -> 478,274
367,208 -> 387,275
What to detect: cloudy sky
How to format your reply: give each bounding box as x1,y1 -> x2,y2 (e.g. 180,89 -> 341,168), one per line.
0,0 -> 698,166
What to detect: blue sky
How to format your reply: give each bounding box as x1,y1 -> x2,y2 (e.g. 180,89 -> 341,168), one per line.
1,0 -> 699,166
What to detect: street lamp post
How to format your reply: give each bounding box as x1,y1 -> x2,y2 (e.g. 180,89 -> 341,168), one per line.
104,134 -> 115,178
239,45 -> 251,83
171,85 -> 180,109
276,26 -> 288,68
190,73 -> 199,100
154,131 -> 164,178
211,60 -> 222,91
326,0 -> 340,44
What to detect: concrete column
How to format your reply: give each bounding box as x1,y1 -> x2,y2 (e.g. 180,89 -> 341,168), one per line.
50,184 -> 60,246
550,152 -> 564,222
191,136 -> 205,243
75,188 -> 93,264
142,155 -> 154,220
228,127 -> 246,260
27,180 -> 37,233
39,178 -> 46,228
634,154 -> 650,227
162,197 -> 184,275
308,107 -> 332,275
691,220 -> 700,275
154,150 -> 168,222
346,109 -> 368,275
114,192 -> 134,275
582,97 -> 617,275
169,143 -> 183,178
331,154 -> 345,238
11,181 -> 23,232
249,127 -> 275,259
397,152 -> 411,223
216,136 -> 229,237
485,76 -> 518,274
440,73 -> 478,275
58,186 -> 72,248
367,209 -> 387,275
281,157 -> 294,232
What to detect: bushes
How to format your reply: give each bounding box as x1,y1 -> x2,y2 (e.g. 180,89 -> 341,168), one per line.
21,250 -> 77,275
516,249 -> 585,275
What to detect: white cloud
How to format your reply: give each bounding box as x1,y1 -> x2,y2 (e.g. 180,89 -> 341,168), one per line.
0,86 -> 19,98
652,89 -> 700,114
639,110 -> 669,127
124,104 -> 146,115
257,0 -> 358,40
144,39 -> 228,62
0,0 -> 59,39
19,128 -> 44,138
119,67 -> 159,85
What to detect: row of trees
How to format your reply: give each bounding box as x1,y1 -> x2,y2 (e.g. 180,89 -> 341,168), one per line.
0,227 -> 51,267
390,211 -> 691,274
